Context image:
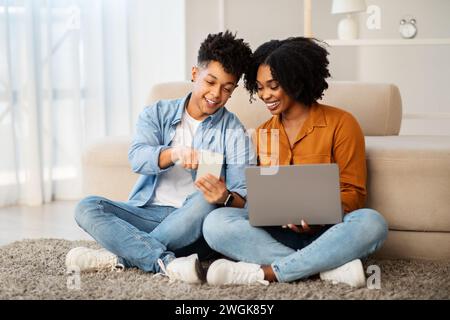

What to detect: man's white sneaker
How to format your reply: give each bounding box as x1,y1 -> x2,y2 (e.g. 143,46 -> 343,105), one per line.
206,259 -> 269,286
320,259 -> 366,288
157,253 -> 204,284
65,247 -> 124,272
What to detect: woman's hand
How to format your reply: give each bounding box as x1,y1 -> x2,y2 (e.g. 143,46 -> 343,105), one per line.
195,174 -> 228,204
283,220 -> 324,234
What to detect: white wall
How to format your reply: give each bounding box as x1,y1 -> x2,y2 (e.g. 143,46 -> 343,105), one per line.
130,0 -> 185,118
358,0 -> 450,135
225,0 -> 303,48
185,0 -> 221,77
184,0 -> 450,135
185,0 -> 305,76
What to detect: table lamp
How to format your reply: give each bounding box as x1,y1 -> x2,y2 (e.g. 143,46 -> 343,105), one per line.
332,0 -> 366,40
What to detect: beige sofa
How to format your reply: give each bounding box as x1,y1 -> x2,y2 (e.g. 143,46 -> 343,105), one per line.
82,81 -> 450,260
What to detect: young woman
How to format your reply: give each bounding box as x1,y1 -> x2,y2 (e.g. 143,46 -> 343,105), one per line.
202,37 -> 388,287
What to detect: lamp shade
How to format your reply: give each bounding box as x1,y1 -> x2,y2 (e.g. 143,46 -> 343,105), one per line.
332,0 -> 366,14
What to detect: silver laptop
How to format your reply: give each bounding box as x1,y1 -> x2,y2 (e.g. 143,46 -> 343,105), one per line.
245,164 -> 343,226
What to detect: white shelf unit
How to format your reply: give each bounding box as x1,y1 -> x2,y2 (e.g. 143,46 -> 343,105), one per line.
324,38 -> 450,46
324,38 -> 450,135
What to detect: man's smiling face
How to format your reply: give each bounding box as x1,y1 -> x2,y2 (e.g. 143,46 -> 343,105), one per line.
188,61 -> 238,121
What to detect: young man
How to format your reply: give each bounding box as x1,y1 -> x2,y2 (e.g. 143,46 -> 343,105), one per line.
66,31 -> 254,284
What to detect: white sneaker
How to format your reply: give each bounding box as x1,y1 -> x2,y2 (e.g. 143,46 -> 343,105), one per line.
206,259 -> 269,286
157,253 -> 204,284
65,247 -> 124,272
320,259 -> 366,288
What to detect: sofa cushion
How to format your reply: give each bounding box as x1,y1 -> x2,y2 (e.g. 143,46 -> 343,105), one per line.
366,136 -> 450,233
320,82 -> 402,136
147,81 -> 403,137
82,136 -> 137,201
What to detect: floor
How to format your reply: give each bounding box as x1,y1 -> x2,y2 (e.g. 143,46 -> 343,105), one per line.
0,201 -> 93,246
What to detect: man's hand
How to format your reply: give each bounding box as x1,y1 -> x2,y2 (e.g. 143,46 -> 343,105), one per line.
171,146 -> 200,170
195,174 -> 228,204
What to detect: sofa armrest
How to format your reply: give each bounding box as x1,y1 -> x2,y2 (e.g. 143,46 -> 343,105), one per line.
82,136 -> 138,201
365,135 -> 450,233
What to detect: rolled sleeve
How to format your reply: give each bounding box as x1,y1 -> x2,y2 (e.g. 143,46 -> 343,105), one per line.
224,125 -> 257,200
128,105 -> 173,176
333,113 -> 367,213
228,183 -> 247,199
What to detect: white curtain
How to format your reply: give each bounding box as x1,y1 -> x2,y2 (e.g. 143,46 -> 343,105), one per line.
0,0 -> 186,207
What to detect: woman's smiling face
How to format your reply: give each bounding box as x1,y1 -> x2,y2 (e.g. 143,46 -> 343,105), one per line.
256,64 -> 296,115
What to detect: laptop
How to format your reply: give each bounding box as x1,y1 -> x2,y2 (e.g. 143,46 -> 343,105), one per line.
245,164 -> 343,226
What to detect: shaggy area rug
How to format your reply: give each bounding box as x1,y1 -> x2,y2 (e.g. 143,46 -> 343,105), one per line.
0,239 -> 449,300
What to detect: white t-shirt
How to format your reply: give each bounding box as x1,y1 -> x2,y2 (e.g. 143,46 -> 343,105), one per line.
151,109 -> 201,208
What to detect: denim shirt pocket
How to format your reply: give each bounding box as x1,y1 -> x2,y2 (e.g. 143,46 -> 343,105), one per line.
165,127 -> 176,146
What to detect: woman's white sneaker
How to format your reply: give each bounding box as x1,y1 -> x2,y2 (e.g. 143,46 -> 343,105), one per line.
65,247 -> 123,272
206,259 -> 269,286
157,253 -> 204,284
320,259 -> 366,288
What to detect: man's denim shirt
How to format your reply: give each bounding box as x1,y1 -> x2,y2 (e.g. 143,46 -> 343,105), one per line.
127,93 -> 256,207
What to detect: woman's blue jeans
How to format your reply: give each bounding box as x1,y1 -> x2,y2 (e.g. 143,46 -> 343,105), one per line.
202,207 -> 388,283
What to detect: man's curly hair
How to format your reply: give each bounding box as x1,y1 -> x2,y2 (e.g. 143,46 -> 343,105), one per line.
244,37 -> 330,106
198,30 -> 252,81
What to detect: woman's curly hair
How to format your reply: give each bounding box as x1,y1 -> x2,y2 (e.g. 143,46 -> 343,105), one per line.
244,37 -> 330,106
197,30 -> 252,81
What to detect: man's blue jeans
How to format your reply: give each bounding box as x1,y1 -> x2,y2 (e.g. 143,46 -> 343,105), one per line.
74,191 -> 218,273
202,207 -> 388,283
